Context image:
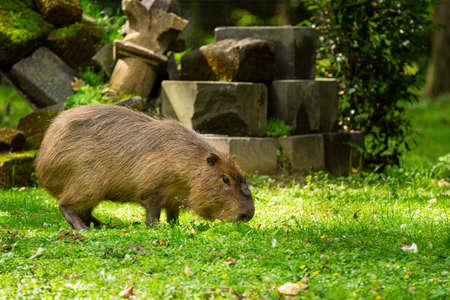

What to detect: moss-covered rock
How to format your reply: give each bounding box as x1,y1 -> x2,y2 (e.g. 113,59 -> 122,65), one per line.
46,22 -> 101,69
0,150 -> 37,189
17,103 -> 64,150
0,128 -> 25,152
35,0 -> 83,28
0,1 -> 54,66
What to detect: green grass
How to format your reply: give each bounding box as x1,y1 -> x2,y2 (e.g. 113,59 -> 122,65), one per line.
402,97 -> 450,170
0,98 -> 449,299
0,85 -> 33,128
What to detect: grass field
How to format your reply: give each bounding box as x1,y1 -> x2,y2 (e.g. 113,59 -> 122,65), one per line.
0,93 -> 449,299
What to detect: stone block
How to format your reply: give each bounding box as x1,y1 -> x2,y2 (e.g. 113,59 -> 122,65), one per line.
324,132 -> 365,176
203,135 -> 278,174
0,129 -> 25,152
317,78 -> 339,132
269,80 -> 319,134
17,103 -> 64,149
278,134 -> 325,171
161,81 -> 267,137
9,47 -> 78,108
269,79 -> 339,134
0,151 -> 37,189
181,38 -> 275,82
215,26 -> 316,79
92,43 -> 114,77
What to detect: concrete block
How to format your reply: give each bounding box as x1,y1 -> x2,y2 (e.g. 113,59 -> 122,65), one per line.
203,135 -> 278,174
324,132 -> 365,176
269,79 -> 339,133
278,134 -> 325,171
215,26 -> 316,79
317,78 -> 339,132
9,47 -> 78,108
161,81 -> 267,137
269,80 -> 319,134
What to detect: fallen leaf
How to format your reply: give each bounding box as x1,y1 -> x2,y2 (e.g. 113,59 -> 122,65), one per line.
233,290 -> 248,299
272,239 -> 277,248
400,243 -> 418,253
29,247 -> 45,260
428,198 -> 437,205
438,180 -> 449,187
71,77 -> 82,92
277,282 -> 308,296
123,244 -> 151,253
301,273 -> 310,283
119,284 -> 134,298
152,239 -> 168,246
183,265 -> 190,276
226,257 -> 237,266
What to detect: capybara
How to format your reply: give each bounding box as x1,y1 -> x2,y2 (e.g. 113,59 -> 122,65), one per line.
35,105 -> 254,230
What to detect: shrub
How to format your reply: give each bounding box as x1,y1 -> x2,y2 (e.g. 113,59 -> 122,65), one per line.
304,0 -> 436,168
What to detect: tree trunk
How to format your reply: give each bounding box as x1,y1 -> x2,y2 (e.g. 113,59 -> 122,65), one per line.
424,0 -> 450,99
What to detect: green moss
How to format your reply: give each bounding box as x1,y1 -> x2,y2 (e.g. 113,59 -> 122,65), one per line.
46,22 -> 101,68
0,1 -> 53,65
0,150 -> 37,163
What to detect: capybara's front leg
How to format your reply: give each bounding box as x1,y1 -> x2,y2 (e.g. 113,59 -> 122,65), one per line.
59,205 -> 89,230
82,213 -> 104,228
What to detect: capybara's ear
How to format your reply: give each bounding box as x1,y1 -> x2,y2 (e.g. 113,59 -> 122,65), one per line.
206,153 -> 220,166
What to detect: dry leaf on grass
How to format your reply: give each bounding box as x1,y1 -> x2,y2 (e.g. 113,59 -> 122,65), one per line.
71,77 -> 82,92
277,282 -> 309,296
29,247 -> 45,260
226,257 -> 237,266
300,273 -> 310,283
183,265 -> 190,276
152,239 -> 168,246
438,180 -> 449,187
400,242 -> 418,253
119,284 -> 134,298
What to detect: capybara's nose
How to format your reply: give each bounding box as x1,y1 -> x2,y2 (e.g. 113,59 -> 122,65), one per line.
237,207 -> 255,222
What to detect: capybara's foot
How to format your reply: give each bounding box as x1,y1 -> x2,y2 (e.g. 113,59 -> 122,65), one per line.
59,205 -> 89,231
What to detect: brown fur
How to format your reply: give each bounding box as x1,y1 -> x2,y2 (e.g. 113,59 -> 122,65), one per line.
35,105 -> 254,230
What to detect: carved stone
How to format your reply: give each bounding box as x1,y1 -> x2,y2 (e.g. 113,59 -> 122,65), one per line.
109,0 -> 188,97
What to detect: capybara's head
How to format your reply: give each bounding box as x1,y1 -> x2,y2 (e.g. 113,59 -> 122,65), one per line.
188,152 -> 254,222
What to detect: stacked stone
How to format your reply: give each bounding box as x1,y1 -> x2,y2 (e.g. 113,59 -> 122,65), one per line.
159,26 -> 364,175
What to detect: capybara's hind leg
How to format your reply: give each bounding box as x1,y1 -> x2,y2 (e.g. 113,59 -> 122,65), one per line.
142,193 -> 162,226
59,204 -> 89,231
166,206 -> 180,224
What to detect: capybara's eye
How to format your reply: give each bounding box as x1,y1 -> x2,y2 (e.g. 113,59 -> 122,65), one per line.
222,175 -> 231,186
